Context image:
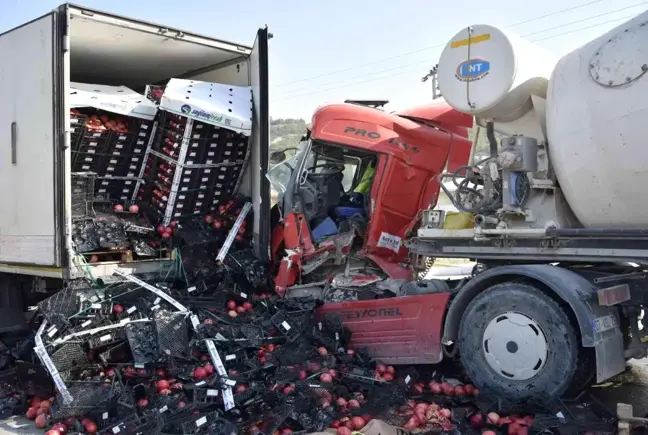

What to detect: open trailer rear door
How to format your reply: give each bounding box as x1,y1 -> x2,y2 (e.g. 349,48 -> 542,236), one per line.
0,12 -> 66,267
249,27 -> 271,261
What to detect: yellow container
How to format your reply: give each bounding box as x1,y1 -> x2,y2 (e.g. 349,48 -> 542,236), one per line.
442,211 -> 475,230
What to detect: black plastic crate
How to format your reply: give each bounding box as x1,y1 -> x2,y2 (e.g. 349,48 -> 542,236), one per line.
104,152 -> 146,168
76,130 -> 112,153
203,138 -> 249,164
104,155 -> 146,177
72,151 -> 106,173
95,177 -> 139,198
70,111 -> 88,150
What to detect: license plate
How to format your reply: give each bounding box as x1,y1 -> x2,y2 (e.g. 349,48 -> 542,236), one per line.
592,315 -> 617,333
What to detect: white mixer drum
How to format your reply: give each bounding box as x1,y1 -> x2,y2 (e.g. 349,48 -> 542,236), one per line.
436,24 -> 556,124
546,11 -> 648,228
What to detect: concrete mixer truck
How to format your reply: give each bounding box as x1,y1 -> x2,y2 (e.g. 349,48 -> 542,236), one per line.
404,12 -> 648,399
268,11 -> 648,402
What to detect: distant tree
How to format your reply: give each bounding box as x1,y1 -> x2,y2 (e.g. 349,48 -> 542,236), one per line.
270,118 -> 307,152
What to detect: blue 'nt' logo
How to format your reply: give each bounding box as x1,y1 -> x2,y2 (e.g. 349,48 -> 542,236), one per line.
456,59 -> 490,80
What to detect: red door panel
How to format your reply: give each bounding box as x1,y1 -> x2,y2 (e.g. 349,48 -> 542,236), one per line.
316,293 -> 450,365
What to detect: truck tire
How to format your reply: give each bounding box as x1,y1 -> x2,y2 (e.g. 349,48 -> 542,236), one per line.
458,282 -> 578,400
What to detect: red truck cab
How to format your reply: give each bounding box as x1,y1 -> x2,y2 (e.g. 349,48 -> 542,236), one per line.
267,100 -> 473,364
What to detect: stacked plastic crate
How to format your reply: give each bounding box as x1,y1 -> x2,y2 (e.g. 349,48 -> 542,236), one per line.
69,83 -> 159,204
137,111 -> 249,226
94,118 -> 157,203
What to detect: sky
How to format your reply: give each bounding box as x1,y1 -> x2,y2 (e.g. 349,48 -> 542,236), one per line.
1,0 -> 646,119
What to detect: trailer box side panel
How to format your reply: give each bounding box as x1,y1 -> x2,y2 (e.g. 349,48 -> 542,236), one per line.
0,14 -> 63,266
249,28 -> 270,261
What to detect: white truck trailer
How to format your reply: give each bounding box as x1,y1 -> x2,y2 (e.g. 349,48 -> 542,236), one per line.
0,4 -> 270,332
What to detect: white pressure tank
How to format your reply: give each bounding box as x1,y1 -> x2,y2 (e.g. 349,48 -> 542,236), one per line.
546,11 -> 648,228
436,24 -> 557,140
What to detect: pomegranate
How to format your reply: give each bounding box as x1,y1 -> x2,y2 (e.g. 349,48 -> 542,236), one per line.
205,215 -> 214,224
404,415 -> 420,430
226,300 -> 237,310
376,363 -> 387,374
35,414 -> 48,428
429,381 -> 442,394
414,382 -> 425,393
236,384 -> 249,394
464,384 -> 475,395
317,346 -> 328,355
336,397 -> 347,407
487,412 -> 501,425
114,204 -> 124,212
156,380 -> 170,392
319,373 -> 333,382
236,306 -> 246,313
25,407 -> 38,420
382,372 -> 394,381
509,422 -> 522,435
336,427 -> 353,435
470,413 -> 484,428
483,431 -> 497,435
204,363 -> 215,375
442,384 -> 455,396
386,365 -> 395,374
194,367 -> 208,380
228,310 -> 238,318
299,370 -> 307,380
46,431 -> 62,435
84,421 -> 98,434
347,399 -> 360,409
455,385 -> 466,396
242,302 -> 253,311
129,204 -> 139,213
350,416 -> 366,430
113,304 -> 124,314
440,408 -> 452,418
137,398 -> 149,408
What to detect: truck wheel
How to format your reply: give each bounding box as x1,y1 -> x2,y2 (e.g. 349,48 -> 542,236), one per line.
458,282 -> 578,400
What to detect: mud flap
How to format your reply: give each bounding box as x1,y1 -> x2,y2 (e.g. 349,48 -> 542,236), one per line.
595,329 -> 625,383
0,275 -> 25,333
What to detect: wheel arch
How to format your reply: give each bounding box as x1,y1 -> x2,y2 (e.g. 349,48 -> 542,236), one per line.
442,264 -> 601,348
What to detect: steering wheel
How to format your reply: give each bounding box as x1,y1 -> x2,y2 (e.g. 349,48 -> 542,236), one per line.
307,162 -> 345,177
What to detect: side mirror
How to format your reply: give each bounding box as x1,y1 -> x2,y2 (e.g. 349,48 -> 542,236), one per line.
269,150 -> 287,165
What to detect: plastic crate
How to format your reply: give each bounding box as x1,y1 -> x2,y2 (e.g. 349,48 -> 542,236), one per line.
95,177 -> 139,201
72,151 -> 106,173
76,130 -> 112,154
71,173 -> 97,219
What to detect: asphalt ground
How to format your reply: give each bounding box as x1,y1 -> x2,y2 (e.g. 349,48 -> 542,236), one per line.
0,359 -> 646,434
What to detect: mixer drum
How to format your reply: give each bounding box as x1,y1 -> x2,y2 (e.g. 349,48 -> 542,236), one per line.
546,11 -> 648,228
